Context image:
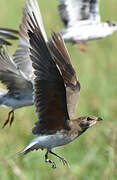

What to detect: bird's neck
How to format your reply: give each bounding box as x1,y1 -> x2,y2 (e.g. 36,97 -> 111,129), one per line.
66,119 -> 88,141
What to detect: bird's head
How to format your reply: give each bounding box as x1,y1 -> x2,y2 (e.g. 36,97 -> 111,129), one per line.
107,21 -> 117,27
106,21 -> 117,32
78,116 -> 103,133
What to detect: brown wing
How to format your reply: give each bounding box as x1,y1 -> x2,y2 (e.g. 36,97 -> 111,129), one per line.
28,28 -> 70,135
48,32 -> 80,118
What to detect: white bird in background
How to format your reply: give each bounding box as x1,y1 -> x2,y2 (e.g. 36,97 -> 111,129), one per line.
0,47 -> 33,127
0,0 -> 46,127
57,0 -> 117,43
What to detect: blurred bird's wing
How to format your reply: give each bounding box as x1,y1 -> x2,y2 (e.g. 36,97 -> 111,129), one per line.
0,28 -> 18,46
0,47 -> 32,92
89,0 -> 100,21
58,0 -> 100,27
13,0 -> 47,82
49,32 -> 80,119
28,27 -> 70,135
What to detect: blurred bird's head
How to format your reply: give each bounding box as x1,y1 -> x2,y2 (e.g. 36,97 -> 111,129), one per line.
78,116 -> 103,133
107,21 -> 117,27
106,21 -> 117,31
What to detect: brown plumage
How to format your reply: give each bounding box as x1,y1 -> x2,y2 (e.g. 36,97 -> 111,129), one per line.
49,32 -> 80,119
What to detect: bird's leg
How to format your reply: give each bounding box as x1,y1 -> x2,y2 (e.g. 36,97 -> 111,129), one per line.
49,150 -> 70,168
2,110 -> 14,128
81,41 -> 88,45
9,110 -> 14,126
2,111 -> 11,128
73,43 -> 86,52
73,40 -> 88,52
45,151 -> 56,169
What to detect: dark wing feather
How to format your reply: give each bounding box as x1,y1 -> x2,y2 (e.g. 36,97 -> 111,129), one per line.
0,28 -> 18,46
58,0 -> 91,27
28,28 -> 70,135
89,0 -> 100,21
49,32 -> 80,118
0,47 -> 32,92
13,0 -> 47,81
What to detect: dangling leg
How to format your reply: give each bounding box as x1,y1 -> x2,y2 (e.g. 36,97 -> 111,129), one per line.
81,41 -> 88,45
45,150 -> 56,169
49,150 -> 70,168
73,40 -> 88,52
2,110 -> 14,128
9,110 -> 14,126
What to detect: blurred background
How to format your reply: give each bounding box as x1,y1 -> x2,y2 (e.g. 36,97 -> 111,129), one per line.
0,0 -> 117,179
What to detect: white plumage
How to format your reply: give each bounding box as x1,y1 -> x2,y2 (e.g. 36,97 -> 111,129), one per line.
58,0 -> 117,42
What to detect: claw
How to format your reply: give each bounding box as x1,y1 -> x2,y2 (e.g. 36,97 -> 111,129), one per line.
45,151 -> 56,169
60,158 -> 70,168
49,150 -> 70,168
45,150 -> 70,168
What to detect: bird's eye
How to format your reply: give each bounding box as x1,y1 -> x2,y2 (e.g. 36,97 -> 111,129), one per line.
87,117 -> 93,121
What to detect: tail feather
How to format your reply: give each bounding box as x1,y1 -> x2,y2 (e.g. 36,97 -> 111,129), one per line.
17,139 -> 40,155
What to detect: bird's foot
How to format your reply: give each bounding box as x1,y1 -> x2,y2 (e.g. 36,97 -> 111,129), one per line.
60,157 -> 70,168
2,110 -> 14,128
45,158 -> 56,169
49,150 -> 70,168
73,40 -> 88,52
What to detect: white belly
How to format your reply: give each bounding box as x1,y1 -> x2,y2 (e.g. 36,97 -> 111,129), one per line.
19,132 -> 73,154
62,22 -> 115,41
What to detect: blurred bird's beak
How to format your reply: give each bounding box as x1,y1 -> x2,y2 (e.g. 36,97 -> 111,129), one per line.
97,117 -> 103,121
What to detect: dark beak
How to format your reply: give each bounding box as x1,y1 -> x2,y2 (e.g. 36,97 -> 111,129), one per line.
98,117 -> 103,121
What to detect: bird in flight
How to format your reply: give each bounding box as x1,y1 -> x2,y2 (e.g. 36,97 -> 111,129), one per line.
18,8 -> 103,168
57,0 -> 117,43
0,0 -> 44,127
0,46 -> 33,128
0,28 -> 18,46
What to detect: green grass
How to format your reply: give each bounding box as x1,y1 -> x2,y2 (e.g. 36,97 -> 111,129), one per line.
0,0 -> 117,179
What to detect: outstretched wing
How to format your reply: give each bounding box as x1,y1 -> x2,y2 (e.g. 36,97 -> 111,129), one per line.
0,28 -> 18,46
28,28 -> 70,135
0,47 -> 32,92
49,32 -> 80,118
58,0 -> 100,27
89,0 -> 100,21
13,0 -> 47,81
